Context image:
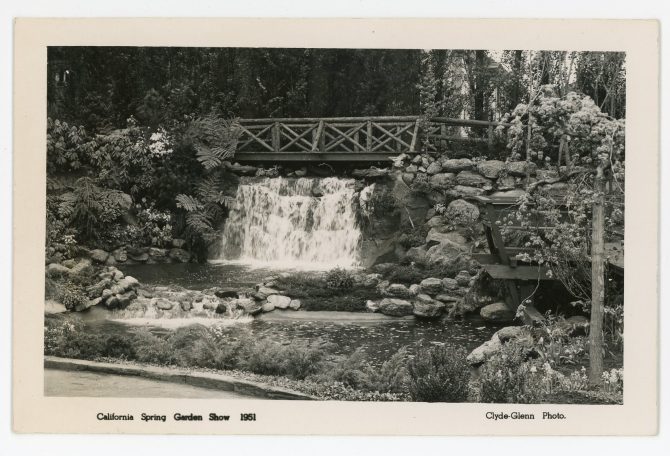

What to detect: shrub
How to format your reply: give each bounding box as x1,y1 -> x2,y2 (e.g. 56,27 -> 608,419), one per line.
478,344 -> 542,404
407,345 -> 470,402
100,334 -> 136,359
325,267 -> 355,290
328,349 -> 377,389
132,328 -> 175,364
44,319 -> 105,360
369,347 -> 409,394
240,339 -> 325,380
54,281 -> 89,311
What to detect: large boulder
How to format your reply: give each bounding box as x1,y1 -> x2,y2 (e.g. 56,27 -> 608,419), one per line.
425,243 -> 463,266
267,294 -> 291,309
89,249 -> 110,264
405,246 -> 428,264
236,298 -> 262,316
112,248 -> 127,263
425,161 -> 443,175
386,283 -> 413,299
480,302 -> 515,322
46,263 -> 70,277
445,199 -> 479,225
366,300 -> 381,312
256,286 -> 280,298
476,160 -> 505,179
442,277 -> 459,290
419,277 -> 443,295
377,298 -> 414,317
425,229 -> 468,248
441,158 -> 473,172
261,302 -> 275,312
169,248 -> 191,263
429,173 -> 457,190
448,185 -> 485,198
155,298 -> 174,310
466,336 -> 502,366
412,294 -> 446,318
86,278 -> 113,299
148,247 -> 168,262
288,299 -> 302,310
506,161 -> 538,177
455,270 -> 472,286
456,171 -> 492,188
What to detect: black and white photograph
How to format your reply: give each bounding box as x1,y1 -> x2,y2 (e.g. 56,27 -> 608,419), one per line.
42,45 -> 627,405
8,16 -> 661,439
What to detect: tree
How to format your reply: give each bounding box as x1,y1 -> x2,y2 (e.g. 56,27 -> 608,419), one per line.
499,89 -> 625,385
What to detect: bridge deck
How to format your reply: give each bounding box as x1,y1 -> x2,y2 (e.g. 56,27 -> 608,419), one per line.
233,116 -> 509,163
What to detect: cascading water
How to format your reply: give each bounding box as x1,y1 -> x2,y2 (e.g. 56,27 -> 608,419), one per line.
218,177 -> 361,269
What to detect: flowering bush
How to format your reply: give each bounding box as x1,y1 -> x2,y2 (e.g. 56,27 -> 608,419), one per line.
478,344 -> 542,404
601,368 -> 624,394
407,345 -> 470,402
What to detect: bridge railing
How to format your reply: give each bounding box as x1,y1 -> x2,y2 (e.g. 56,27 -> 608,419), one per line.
236,116 -> 511,156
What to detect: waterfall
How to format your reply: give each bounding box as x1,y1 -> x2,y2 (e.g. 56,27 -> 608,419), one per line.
218,177 -> 361,269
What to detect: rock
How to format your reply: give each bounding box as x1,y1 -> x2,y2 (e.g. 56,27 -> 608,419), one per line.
352,167 -> 390,178
366,300 -> 380,312
138,289 -> 153,298
426,215 -> 446,228
113,270 -> 124,281
425,229 -> 468,248
172,238 -> 187,249
267,294 -> 291,309
402,173 -> 415,185
495,326 -> 525,344
294,167 -> 307,177
405,246 -> 428,264
448,185 -> 485,198
129,252 -> 149,262
105,256 -> 117,266
61,259 -> 77,268
112,248 -> 127,262
455,270 -> 471,286
257,286 -> 280,297
75,297 -> 102,312
425,243 -> 463,266
429,173 -> 456,190
406,164 -> 418,173
378,298 -> 414,317
441,158 -> 473,172
289,299 -> 302,310
434,294 -> 459,303
419,278 -> 443,295
521,305 -> 546,326
445,199 -> 480,225
45,299 -> 67,314
90,249 -> 109,264
215,302 -> 229,314
456,171 -> 492,188
442,278 -> 459,290
413,297 -> 446,319
426,161 -> 443,175
86,278 -> 113,299
46,263 -> 70,276
480,302 -> 515,322
536,169 -> 560,180
101,289 -> 113,301
362,273 -> 381,287
148,247 -> 168,261
69,259 -> 93,277
411,155 -> 423,165
477,160 -> 505,179
215,290 -> 240,299
118,276 -> 140,292
497,175 -> 517,190
169,248 -> 191,263
227,162 -> 258,175
467,337 -> 502,366
409,284 -> 422,296
116,290 -> 137,308
236,299 -> 262,316
386,283 -> 413,299
261,302 -> 275,312
201,296 -> 220,311
105,295 -> 119,309
180,300 -> 193,312
506,161 -> 538,177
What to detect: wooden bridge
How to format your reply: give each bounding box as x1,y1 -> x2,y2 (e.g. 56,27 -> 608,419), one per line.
234,116 -> 510,163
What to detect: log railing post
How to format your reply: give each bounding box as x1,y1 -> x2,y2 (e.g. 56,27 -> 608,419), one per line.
366,121 -> 372,152
440,123 -> 447,152
272,122 -> 280,152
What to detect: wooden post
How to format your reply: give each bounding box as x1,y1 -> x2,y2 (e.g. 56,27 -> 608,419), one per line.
588,164 -> 606,386
440,123 -> 447,152
272,122 -> 280,152
366,121 -> 372,152
487,124 -> 494,152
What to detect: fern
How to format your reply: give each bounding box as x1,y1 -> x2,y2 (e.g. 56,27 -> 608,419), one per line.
176,194 -> 203,212
188,116 -> 241,170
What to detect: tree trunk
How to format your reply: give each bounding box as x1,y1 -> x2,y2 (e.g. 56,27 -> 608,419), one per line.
589,165 -> 606,385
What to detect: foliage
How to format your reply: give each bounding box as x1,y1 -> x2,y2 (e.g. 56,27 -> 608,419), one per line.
328,348 -> 409,394
56,177 -> 130,242
238,339 -> 326,380
406,345 -> 470,402
46,118 -> 96,174
176,174 -> 235,256
183,115 -> 241,170
53,281 -> 89,311
478,344 -> 542,404
325,267 -> 355,290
